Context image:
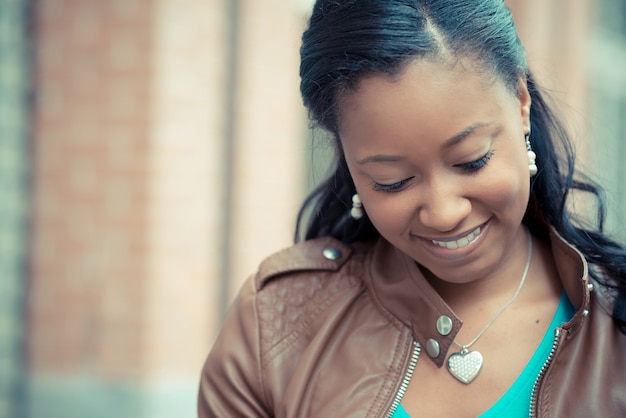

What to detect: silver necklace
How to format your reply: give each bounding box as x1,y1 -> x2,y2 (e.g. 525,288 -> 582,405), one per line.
447,232 -> 532,384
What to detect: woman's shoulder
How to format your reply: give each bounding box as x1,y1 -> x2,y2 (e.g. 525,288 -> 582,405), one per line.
245,237 -> 374,347
252,236 -> 373,291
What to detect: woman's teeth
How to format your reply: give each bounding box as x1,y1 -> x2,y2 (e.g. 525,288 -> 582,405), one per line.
432,227 -> 481,249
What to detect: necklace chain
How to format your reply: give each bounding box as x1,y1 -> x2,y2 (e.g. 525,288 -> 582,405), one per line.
453,231 -> 533,351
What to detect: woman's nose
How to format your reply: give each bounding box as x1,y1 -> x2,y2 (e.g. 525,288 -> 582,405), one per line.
417,181 -> 471,232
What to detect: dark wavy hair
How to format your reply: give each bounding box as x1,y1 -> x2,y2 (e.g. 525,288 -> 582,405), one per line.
295,0 -> 626,330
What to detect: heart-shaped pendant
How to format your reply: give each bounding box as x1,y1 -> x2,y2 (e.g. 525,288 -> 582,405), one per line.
447,350 -> 484,384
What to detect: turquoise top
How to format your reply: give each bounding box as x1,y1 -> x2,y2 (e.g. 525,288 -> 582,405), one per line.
392,291 -> 575,418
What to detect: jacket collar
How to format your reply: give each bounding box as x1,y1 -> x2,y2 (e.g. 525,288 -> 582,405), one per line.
364,226 -> 590,368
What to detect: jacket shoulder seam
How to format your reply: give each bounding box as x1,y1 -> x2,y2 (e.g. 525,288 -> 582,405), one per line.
255,237 -> 353,290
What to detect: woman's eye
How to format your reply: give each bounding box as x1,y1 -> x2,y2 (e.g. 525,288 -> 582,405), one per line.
372,177 -> 414,192
457,150 -> 494,172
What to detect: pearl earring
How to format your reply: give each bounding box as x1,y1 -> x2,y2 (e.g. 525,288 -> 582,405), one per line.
350,194 -> 363,220
526,133 -> 538,176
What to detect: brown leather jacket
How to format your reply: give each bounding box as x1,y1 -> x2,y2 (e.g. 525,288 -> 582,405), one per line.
199,229 -> 626,417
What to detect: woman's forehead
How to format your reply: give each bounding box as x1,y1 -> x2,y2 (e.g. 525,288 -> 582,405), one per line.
337,58 -> 507,133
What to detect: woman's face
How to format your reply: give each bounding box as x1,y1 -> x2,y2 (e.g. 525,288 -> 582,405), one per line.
338,58 -> 532,285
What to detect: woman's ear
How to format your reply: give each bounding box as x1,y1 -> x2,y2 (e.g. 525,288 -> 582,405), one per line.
517,75 -> 532,133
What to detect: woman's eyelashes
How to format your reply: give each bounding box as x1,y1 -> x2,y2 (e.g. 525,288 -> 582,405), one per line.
372,177 -> 414,192
456,150 -> 494,172
371,150 -> 494,192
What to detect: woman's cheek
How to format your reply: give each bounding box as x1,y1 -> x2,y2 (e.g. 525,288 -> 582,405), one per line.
362,192 -> 415,235
480,168 -> 529,214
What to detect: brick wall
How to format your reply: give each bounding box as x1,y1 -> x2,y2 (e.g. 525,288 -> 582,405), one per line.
28,0 -> 157,415
30,0 -> 154,378
27,0 -> 305,416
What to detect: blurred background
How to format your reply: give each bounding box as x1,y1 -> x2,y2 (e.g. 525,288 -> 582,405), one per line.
0,0 -> 625,417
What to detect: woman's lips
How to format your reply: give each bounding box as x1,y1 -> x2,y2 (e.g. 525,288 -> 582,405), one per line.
431,226 -> 481,250
411,220 -> 492,263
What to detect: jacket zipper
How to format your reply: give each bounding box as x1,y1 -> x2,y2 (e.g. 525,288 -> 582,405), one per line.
529,328 -> 563,418
382,329 -> 561,418
385,340 -> 421,418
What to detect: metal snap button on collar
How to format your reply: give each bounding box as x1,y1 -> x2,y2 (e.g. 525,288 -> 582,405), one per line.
436,315 -> 453,336
426,339 -> 440,358
322,247 -> 342,260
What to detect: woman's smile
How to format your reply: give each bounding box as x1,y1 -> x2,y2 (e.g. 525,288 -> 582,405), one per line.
413,219 -> 492,262
428,225 -> 483,249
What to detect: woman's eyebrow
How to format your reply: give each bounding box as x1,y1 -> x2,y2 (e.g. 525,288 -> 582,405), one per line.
356,154 -> 404,165
443,121 -> 493,148
356,121 -> 494,165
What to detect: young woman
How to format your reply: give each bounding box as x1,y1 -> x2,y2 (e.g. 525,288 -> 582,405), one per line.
199,1 -> 626,416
